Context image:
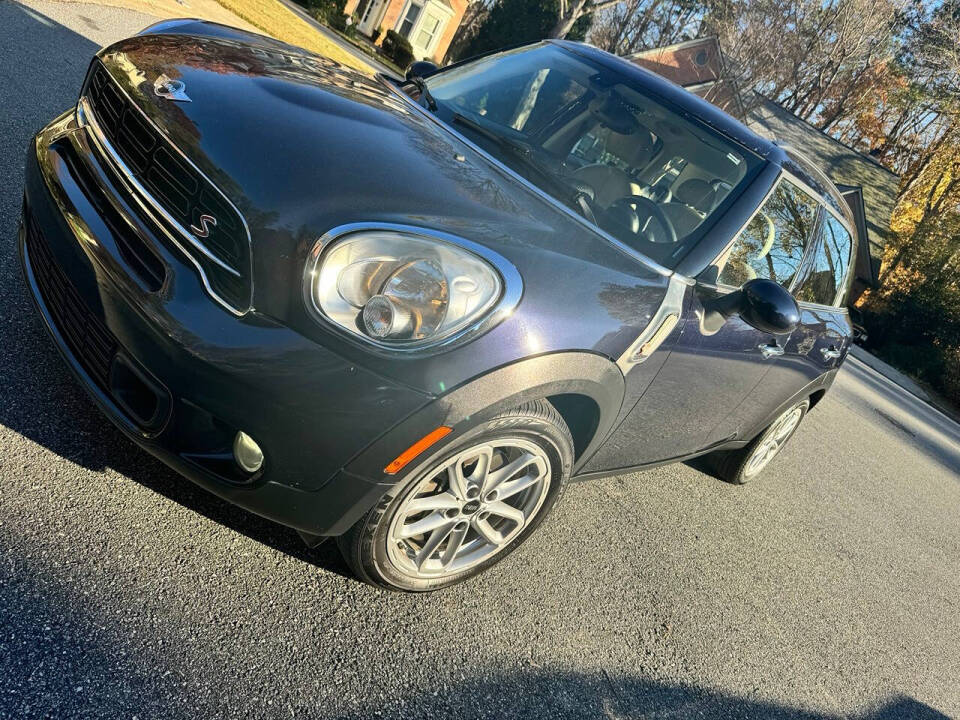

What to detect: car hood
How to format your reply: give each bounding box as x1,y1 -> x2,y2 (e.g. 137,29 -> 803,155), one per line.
92,24 -> 672,386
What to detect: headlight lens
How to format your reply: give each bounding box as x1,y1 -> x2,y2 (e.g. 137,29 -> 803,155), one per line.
305,230 -> 503,347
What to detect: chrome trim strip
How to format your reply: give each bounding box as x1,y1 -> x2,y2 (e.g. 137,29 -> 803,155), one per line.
302,222 -> 523,355
77,99 -> 247,316
78,63 -> 254,314
381,78 -> 693,284
616,273 -> 687,373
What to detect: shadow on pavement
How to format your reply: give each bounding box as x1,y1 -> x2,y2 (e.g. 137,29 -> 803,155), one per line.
0,554 -> 950,718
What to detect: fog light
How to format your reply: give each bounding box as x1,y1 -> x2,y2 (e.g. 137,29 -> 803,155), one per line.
233,431 -> 264,473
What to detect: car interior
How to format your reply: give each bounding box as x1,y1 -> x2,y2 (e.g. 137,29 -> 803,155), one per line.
427,59 -> 753,263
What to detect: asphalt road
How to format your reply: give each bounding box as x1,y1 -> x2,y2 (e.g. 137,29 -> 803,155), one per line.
1,2 -> 959,718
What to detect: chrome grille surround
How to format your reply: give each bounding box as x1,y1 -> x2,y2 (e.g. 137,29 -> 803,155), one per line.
78,60 -> 253,314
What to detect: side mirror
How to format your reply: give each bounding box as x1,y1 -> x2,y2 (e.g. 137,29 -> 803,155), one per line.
737,278 -> 800,334
702,278 -> 800,335
405,61 -> 439,81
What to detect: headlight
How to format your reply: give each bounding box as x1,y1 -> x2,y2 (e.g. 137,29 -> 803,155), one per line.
304,228 -> 509,348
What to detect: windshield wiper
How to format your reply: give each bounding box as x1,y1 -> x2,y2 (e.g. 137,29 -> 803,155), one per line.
407,76 -> 437,112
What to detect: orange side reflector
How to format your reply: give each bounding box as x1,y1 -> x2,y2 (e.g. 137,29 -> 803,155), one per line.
384,426 -> 453,475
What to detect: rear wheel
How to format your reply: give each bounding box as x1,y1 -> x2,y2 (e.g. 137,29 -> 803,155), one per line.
712,398 -> 810,484
337,400 -> 573,591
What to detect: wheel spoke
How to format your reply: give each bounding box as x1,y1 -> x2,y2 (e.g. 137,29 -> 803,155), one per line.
496,463 -> 545,500
474,517 -> 504,546
400,511 -> 450,539
485,500 -> 525,526
405,492 -> 460,514
447,463 -> 470,501
467,445 -> 493,486
484,452 -> 536,493
439,523 -> 469,568
415,521 -> 456,568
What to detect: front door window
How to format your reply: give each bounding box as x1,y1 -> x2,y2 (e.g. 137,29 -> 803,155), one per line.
714,178 -> 819,288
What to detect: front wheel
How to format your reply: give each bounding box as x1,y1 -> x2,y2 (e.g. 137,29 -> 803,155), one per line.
712,398 -> 810,484
337,400 -> 573,591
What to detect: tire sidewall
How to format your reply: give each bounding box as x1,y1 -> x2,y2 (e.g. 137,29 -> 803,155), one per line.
351,410 -> 573,592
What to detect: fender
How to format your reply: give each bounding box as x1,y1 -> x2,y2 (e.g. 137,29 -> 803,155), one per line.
343,351 -> 625,483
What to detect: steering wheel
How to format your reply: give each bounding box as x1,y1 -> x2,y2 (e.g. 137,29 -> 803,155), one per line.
607,195 -> 678,244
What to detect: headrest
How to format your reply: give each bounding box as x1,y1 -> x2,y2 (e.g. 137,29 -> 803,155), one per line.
673,179 -> 715,211
588,94 -> 639,135
603,127 -> 656,167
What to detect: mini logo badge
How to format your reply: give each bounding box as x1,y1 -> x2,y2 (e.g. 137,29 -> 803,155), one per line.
190,214 -> 217,238
154,75 -> 191,102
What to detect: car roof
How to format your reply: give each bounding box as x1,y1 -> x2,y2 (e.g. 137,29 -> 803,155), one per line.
549,40 -> 780,162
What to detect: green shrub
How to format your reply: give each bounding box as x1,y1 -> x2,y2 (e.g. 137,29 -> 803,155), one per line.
382,29 -> 414,68
326,10 -> 348,31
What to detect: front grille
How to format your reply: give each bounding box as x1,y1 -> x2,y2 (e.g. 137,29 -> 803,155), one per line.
83,61 -> 250,311
25,212 -> 118,392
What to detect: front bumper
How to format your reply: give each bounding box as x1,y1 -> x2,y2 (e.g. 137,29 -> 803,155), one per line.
19,110 -> 433,536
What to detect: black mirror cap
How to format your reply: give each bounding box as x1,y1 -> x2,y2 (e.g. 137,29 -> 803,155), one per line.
739,278 -> 800,335
405,60 -> 440,80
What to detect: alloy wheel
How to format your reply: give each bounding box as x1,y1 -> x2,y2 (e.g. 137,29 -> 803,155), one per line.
743,404 -> 805,479
386,438 -> 552,580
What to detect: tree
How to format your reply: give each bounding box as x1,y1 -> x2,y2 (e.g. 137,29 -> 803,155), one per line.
853,0 -> 960,403
703,0 -> 901,132
457,0 -> 592,60
445,0 -> 496,62
549,0 -> 628,38
588,0 -> 706,56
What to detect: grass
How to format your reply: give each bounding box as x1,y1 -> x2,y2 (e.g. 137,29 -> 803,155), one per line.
213,0 -> 376,74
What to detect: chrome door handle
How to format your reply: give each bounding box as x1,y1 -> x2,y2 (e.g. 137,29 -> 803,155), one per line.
758,342 -> 785,359
821,346 -> 842,360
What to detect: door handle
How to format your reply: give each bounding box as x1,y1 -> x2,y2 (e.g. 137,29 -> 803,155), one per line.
821,346 -> 842,360
758,342 -> 785,359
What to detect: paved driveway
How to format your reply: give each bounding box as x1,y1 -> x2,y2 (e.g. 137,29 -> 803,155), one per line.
1,2 -> 958,718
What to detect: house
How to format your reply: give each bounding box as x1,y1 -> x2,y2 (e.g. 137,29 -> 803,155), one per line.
343,0 -> 468,64
626,37 -> 899,302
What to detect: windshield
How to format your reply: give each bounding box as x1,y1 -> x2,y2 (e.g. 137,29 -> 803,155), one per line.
421,44 -> 763,268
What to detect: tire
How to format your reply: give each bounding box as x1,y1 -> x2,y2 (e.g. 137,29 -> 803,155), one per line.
712,398 -> 810,485
337,399 -> 574,592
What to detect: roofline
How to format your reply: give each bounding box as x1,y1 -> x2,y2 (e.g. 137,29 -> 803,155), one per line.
752,92 -> 900,180
624,36 -> 720,59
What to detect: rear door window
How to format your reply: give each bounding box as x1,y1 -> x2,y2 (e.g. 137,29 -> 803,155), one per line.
794,213 -> 853,306
714,179 -> 819,288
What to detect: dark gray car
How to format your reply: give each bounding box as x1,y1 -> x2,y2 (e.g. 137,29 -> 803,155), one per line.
19,22 -> 856,590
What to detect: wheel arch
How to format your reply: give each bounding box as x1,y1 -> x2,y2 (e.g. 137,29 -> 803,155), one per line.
344,351 -> 625,482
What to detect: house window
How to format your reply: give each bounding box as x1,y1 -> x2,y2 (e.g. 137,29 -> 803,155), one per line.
397,2 -> 422,39
415,11 -> 443,51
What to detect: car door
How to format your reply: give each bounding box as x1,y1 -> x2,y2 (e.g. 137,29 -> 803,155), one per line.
583,176 -> 819,472
708,187 -> 857,442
